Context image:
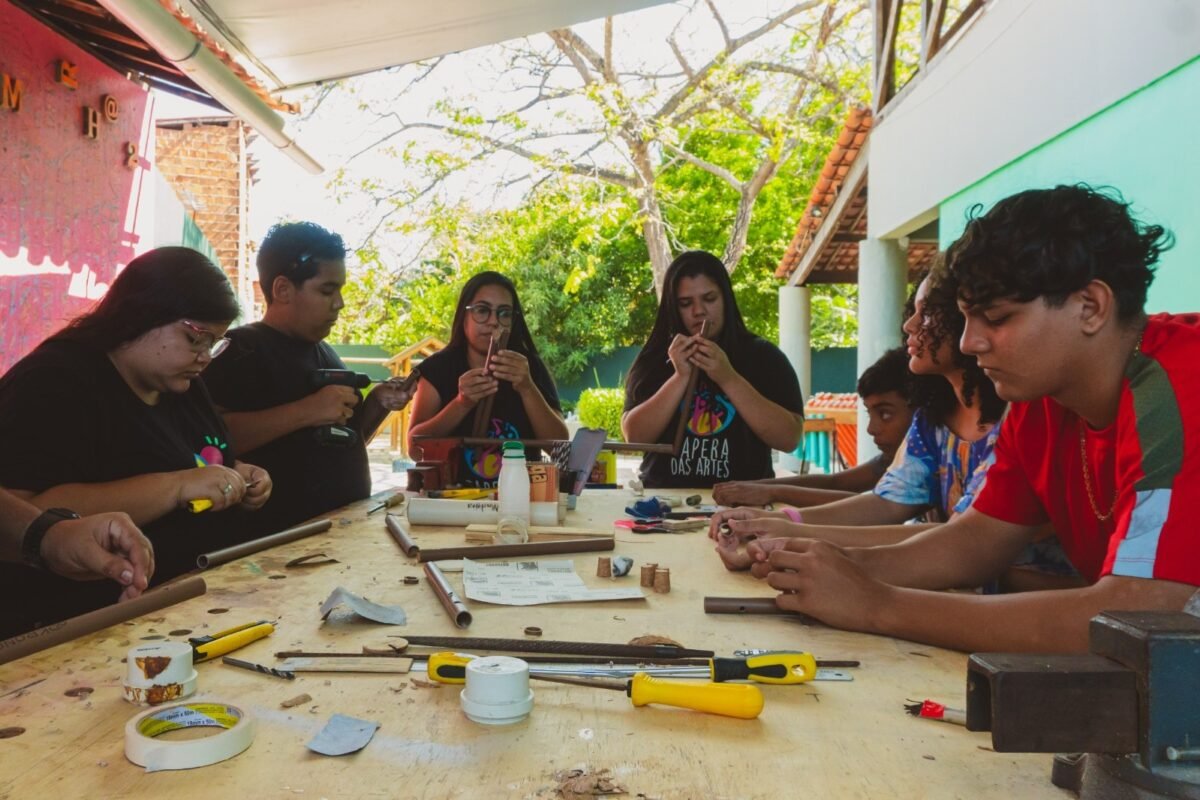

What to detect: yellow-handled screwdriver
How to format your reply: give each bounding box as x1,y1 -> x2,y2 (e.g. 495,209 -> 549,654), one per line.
425,652 -> 764,719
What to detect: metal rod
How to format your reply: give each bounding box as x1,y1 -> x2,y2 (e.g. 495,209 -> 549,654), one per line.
417,537 -> 613,562
385,513 -> 419,557
423,562 -> 472,628
392,636 -> 714,660
413,435 -> 675,455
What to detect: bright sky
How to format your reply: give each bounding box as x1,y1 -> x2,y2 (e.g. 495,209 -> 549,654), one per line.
152,0 -> 835,268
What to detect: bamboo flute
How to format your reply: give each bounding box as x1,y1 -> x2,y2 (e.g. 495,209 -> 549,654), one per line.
0,576 -> 207,665
471,328 -> 509,437
417,536 -> 613,563
197,519 -> 333,569
385,513 -> 419,557
423,562 -> 472,628
703,596 -> 820,624
672,319 -> 709,454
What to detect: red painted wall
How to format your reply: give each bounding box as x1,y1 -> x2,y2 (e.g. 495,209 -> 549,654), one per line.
0,1 -> 151,374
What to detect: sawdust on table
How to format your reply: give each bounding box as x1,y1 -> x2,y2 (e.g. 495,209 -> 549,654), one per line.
553,768 -> 627,799
626,635 -> 683,648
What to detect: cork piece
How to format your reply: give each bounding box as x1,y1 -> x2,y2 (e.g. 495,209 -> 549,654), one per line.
596,557 -> 612,578
640,563 -> 658,588
653,567 -> 671,594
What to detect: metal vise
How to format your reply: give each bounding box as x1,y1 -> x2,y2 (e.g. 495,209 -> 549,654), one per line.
966,610 -> 1200,797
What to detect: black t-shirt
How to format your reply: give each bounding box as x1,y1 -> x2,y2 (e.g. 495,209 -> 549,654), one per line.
200,322 -> 371,532
624,336 -> 804,488
0,338 -> 240,634
418,345 -> 561,485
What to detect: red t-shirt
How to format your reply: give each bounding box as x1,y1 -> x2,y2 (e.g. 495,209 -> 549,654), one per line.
973,313 -> 1200,584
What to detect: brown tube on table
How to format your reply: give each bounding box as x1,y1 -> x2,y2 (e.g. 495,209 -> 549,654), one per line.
417,536 -> 614,563
704,596 -> 821,624
197,519 -> 333,569
672,319 -> 709,454
423,562 -> 472,628
417,435 -> 675,455
0,576 -> 208,666
385,514 -> 419,557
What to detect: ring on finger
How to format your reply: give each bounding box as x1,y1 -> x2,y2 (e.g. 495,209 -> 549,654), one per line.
221,482 -> 232,496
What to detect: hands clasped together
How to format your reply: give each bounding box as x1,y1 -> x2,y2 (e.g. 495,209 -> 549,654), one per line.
668,332 -> 736,386
457,349 -> 535,405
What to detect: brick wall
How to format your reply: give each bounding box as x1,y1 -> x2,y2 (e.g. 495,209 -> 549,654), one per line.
155,118 -> 259,310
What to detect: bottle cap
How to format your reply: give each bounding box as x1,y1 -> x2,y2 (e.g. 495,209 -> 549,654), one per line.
501,441 -> 525,455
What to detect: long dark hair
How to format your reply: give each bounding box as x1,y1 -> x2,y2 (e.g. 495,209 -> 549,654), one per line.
909,263 -> 1005,427
626,251 -> 753,402
446,271 -> 543,363
54,247 -> 239,351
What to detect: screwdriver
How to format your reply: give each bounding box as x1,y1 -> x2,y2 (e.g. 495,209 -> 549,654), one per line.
427,650 -> 820,685
426,652 -> 762,719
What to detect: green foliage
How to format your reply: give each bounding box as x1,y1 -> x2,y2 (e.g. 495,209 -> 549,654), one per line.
577,388 -> 625,442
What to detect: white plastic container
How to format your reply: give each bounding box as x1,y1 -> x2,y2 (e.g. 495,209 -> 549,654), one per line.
497,441 -> 530,526
460,656 -> 534,725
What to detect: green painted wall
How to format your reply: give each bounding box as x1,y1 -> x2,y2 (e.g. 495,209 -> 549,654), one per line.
939,55 -> 1200,314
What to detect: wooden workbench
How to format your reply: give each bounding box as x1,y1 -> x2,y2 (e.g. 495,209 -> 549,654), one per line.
0,490 -> 1067,799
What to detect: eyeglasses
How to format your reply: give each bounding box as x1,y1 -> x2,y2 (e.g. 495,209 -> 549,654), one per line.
180,319 -> 231,358
464,303 -> 516,328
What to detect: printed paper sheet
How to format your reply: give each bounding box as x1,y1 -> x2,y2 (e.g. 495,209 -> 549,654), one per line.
462,558 -> 645,606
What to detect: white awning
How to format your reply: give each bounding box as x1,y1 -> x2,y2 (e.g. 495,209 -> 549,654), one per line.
176,0 -> 672,92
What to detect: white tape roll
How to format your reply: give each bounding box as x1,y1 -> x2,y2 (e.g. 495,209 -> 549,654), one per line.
408,498 -> 563,527
123,641 -> 197,706
124,701 -> 255,772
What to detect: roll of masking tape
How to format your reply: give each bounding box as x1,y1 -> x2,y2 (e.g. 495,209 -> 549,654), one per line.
124,701 -> 255,772
123,641 -> 197,706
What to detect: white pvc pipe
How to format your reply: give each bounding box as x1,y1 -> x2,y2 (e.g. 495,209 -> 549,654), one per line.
97,0 -> 323,174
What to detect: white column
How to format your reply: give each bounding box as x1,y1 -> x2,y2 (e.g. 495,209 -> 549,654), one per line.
856,238 -> 907,462
778,284 -> 811,472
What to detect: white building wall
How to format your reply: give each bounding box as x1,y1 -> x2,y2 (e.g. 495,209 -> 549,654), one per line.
869,0 -> 1200,239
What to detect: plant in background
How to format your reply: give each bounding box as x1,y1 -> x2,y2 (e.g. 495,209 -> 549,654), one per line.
577,388 -> 625,442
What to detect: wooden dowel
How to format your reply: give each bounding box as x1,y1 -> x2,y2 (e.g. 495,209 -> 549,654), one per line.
413,435 -> 674,455
672,319 -> 708,455
417,537 -> 614,563
197,519 -> 333,569
0,577 -> 207,665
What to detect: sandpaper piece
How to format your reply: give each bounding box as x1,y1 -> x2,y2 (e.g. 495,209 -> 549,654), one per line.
319,586 -> 407,625
306,713 -> 381,756
278,657 -> 414,674
286,553 -> 339,568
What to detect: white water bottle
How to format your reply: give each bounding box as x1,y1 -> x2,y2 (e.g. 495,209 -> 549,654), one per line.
497,441 -> 531,526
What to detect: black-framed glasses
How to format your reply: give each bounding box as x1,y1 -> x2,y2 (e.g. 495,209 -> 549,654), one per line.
464,303 -> 516,327
180,319 -> 230,358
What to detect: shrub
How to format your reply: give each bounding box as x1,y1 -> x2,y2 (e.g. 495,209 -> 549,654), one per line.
577,388 -> 624,441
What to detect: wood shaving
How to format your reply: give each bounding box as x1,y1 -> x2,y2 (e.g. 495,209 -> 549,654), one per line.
554,768 -> 626,799
626,635 -> 683,648
281,693 -> 312,709
410,678 -> 441,689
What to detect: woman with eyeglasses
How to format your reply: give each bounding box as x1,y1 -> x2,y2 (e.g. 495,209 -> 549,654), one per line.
0,247 -> 273,634
407,271 -> 567,484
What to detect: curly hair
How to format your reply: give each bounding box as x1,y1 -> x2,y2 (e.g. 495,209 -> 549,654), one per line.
908,265 -> 1006,427
945,184 -> 1173,321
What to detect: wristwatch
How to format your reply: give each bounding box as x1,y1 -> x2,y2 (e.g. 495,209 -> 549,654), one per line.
20,508 -> 81,569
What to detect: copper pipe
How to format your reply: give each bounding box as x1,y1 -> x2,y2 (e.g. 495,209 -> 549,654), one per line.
423,562 -> 472,628
673,319 -> 708,454
416,537 -> 613,563
384,514 -> 419,557
471,328 -> 509,437
196,519 -> 332,569
0,576 -> 207,665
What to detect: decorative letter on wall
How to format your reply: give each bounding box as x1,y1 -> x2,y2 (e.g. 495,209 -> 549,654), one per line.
102,94 -> 118,121
56,60 -> 78,89
1,74 -> 23,112
82,105 -> 99,138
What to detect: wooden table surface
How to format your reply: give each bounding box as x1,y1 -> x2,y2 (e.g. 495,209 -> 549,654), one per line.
0,490 -> 1067,799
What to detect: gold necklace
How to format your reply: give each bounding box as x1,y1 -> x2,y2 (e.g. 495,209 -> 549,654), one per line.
1077,327 -> 1146,522
1078,421 -> 1116,522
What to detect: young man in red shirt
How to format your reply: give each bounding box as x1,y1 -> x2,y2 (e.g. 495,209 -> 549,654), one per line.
760,184 -> 1198,652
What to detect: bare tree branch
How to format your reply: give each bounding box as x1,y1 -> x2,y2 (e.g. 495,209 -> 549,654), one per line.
661,140 -> 743,192
705,0 -> 734,50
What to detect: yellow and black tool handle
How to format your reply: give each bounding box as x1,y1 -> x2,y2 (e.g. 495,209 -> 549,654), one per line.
710,652 -> 818,685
